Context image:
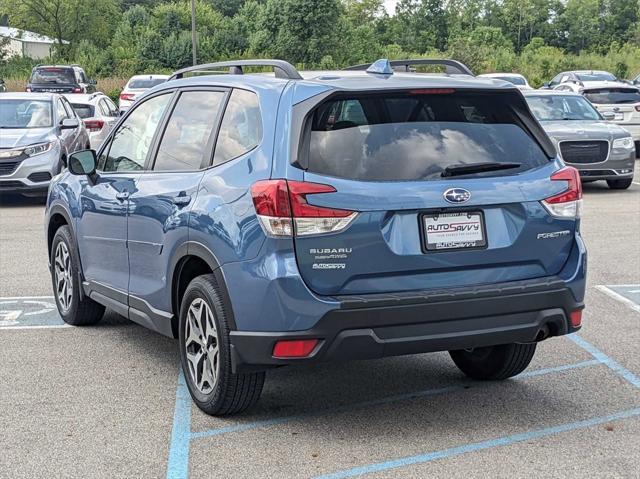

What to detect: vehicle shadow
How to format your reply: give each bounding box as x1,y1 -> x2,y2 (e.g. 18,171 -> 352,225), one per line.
0,193 -> 47,207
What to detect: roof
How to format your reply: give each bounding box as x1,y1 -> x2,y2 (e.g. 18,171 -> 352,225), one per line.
128,74 -> 170,80
0,92 -> 56,100
0,26 -> 68,45
578,81 -> 639,90
162,69 -> 519,92
523,90 -> 582,97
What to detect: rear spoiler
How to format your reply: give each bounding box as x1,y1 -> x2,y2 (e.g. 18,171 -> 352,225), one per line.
344,59 -> 474,76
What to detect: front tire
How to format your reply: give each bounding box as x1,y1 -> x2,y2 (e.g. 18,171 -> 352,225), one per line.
50,226 -> 105,325
179,275 -> 265,416
606,178 -> 633,190
449,343 -> 536,380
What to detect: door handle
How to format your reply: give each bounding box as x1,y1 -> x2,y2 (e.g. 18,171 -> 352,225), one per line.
172,194 -> 192,207
115,191 -> 129,201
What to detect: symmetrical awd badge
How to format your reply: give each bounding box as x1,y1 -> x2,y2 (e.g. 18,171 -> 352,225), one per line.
443,188 -> 471,204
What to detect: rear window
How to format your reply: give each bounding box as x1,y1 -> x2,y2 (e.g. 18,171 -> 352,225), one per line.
493,75 -> 526,86
128,78 -> 166,89
583,88 -> 640,104
576,72 -> 616,82
306,91 -> 549,181
71,103 -> 94,119
30,68 -> 75,84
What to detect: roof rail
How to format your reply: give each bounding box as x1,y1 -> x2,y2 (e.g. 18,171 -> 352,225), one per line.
169,60 -> 302,81
344,59 -> 474,76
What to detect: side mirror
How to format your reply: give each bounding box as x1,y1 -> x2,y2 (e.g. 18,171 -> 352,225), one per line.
68,150 -> 97,176
61,118 -> 79,130
89,79 -> 97,85
602,111 -> 616,121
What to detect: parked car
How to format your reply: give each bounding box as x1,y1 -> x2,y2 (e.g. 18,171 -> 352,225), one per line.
553,81 -> 640,157
46,58 -> 586,415
65,92 -> 120,150
543,70 -> 617,89
524,90 -> 635,189
118,74 -> 169,114
0,93 -> 89,196
27,65 -> 97,94
478,73 -> 532,90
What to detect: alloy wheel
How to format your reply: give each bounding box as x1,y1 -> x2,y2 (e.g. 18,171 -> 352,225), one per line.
184,298 -> 220,394
54,242 -> 73,313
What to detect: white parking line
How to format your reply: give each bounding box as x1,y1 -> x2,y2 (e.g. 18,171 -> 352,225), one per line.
596,285 -> 640,314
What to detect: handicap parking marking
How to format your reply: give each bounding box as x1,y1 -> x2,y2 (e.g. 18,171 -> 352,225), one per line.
596,285 -> 640,314
0,296 -> 68,329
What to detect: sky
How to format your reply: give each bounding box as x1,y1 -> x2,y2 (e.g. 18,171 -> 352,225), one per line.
384,0 -> 399,14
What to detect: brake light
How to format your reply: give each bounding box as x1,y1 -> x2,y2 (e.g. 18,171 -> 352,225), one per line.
72,87 -> 82,93
541,167 -> 582,218
273,339 -> 319,358
251,180 -> 357,237
120,93 -> 135,101
408,88 -> 455,95
83,119 -> 104,132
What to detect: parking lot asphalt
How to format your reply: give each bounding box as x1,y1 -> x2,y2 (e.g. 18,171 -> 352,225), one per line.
1,165 -> 639,479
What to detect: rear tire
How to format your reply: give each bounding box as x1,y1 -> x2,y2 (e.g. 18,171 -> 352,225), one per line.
606,178 -> 633,190
449,343 -> 536,380
179,274 -> 265,416
50,225 -> 105,325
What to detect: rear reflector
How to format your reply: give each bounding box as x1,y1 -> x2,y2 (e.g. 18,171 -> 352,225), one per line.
120,93 -> 135,101
273,339 -> 319,358
570,310 -> 582,328
251,180 -> 357,237
541,166 -> 582,218
83,119 -> 104,132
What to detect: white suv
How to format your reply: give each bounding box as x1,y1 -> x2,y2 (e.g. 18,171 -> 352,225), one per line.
65,93 -> 120,149
118,74 -> 169,114
555,80 -> 640,157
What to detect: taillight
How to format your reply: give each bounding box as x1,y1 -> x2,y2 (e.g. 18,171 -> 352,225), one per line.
72,87 -> 82,93
120,93 -> 134,101
541,166 -> 582,218
83,119 -> 104,132
570,309 -> 583,328
251,180 -> 357,237
25,87 -> 31,92
272,339 -> 319,358
635,105 -> 640,112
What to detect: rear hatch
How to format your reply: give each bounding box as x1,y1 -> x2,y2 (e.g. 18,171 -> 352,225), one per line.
292,89 -> 578,296
28,67 -> 78,93
585,87 -> 640,126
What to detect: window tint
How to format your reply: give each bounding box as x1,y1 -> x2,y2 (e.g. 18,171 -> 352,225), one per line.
492,75 -> 526,86
99,94 -> 171,172
104,98 -> 118,116
213,89 -> 262,165
153,91 -> 224,171
30,68 -> 75,84
56,99 -> 69,121
576,72 -> 616,82
71,103 -> 94,119
62,98 -> 76,118
0,99 -> 52,128
583,88 -> 640,104
306,91 -> 549,182
129,78 -> 167,89
97,100 -> 109,116
526,95 -> 600,121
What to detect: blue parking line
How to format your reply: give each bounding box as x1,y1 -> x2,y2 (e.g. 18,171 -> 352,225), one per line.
166,371 -> 192,479
568,334 -> 640,389
314,407 -> 640,479
191,359 -> 599,440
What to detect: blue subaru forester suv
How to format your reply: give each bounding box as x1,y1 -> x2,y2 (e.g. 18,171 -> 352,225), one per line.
46,59 -> 587,416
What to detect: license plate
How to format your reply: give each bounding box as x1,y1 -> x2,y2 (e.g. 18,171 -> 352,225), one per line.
422,211 -> 486,251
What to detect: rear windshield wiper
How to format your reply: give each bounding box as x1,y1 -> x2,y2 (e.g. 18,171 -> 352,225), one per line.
441,162 -> 521,177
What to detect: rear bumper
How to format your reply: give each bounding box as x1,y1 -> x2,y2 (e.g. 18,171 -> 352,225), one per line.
230,276 -> 583,371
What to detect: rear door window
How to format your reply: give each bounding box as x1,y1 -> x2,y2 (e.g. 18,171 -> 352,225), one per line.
583,88 -> 640,104
306,91 -> 550,181
72,103 -> 94,119
153,90 -> 225,171
213,89 -> 263,165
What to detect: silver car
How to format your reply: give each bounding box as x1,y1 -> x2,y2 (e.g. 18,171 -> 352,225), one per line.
65,92 -> 120,150
0,93 -> 90,197
524,90 -> 635,189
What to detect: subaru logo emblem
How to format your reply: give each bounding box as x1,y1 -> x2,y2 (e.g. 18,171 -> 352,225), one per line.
443,188 -> 471,204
